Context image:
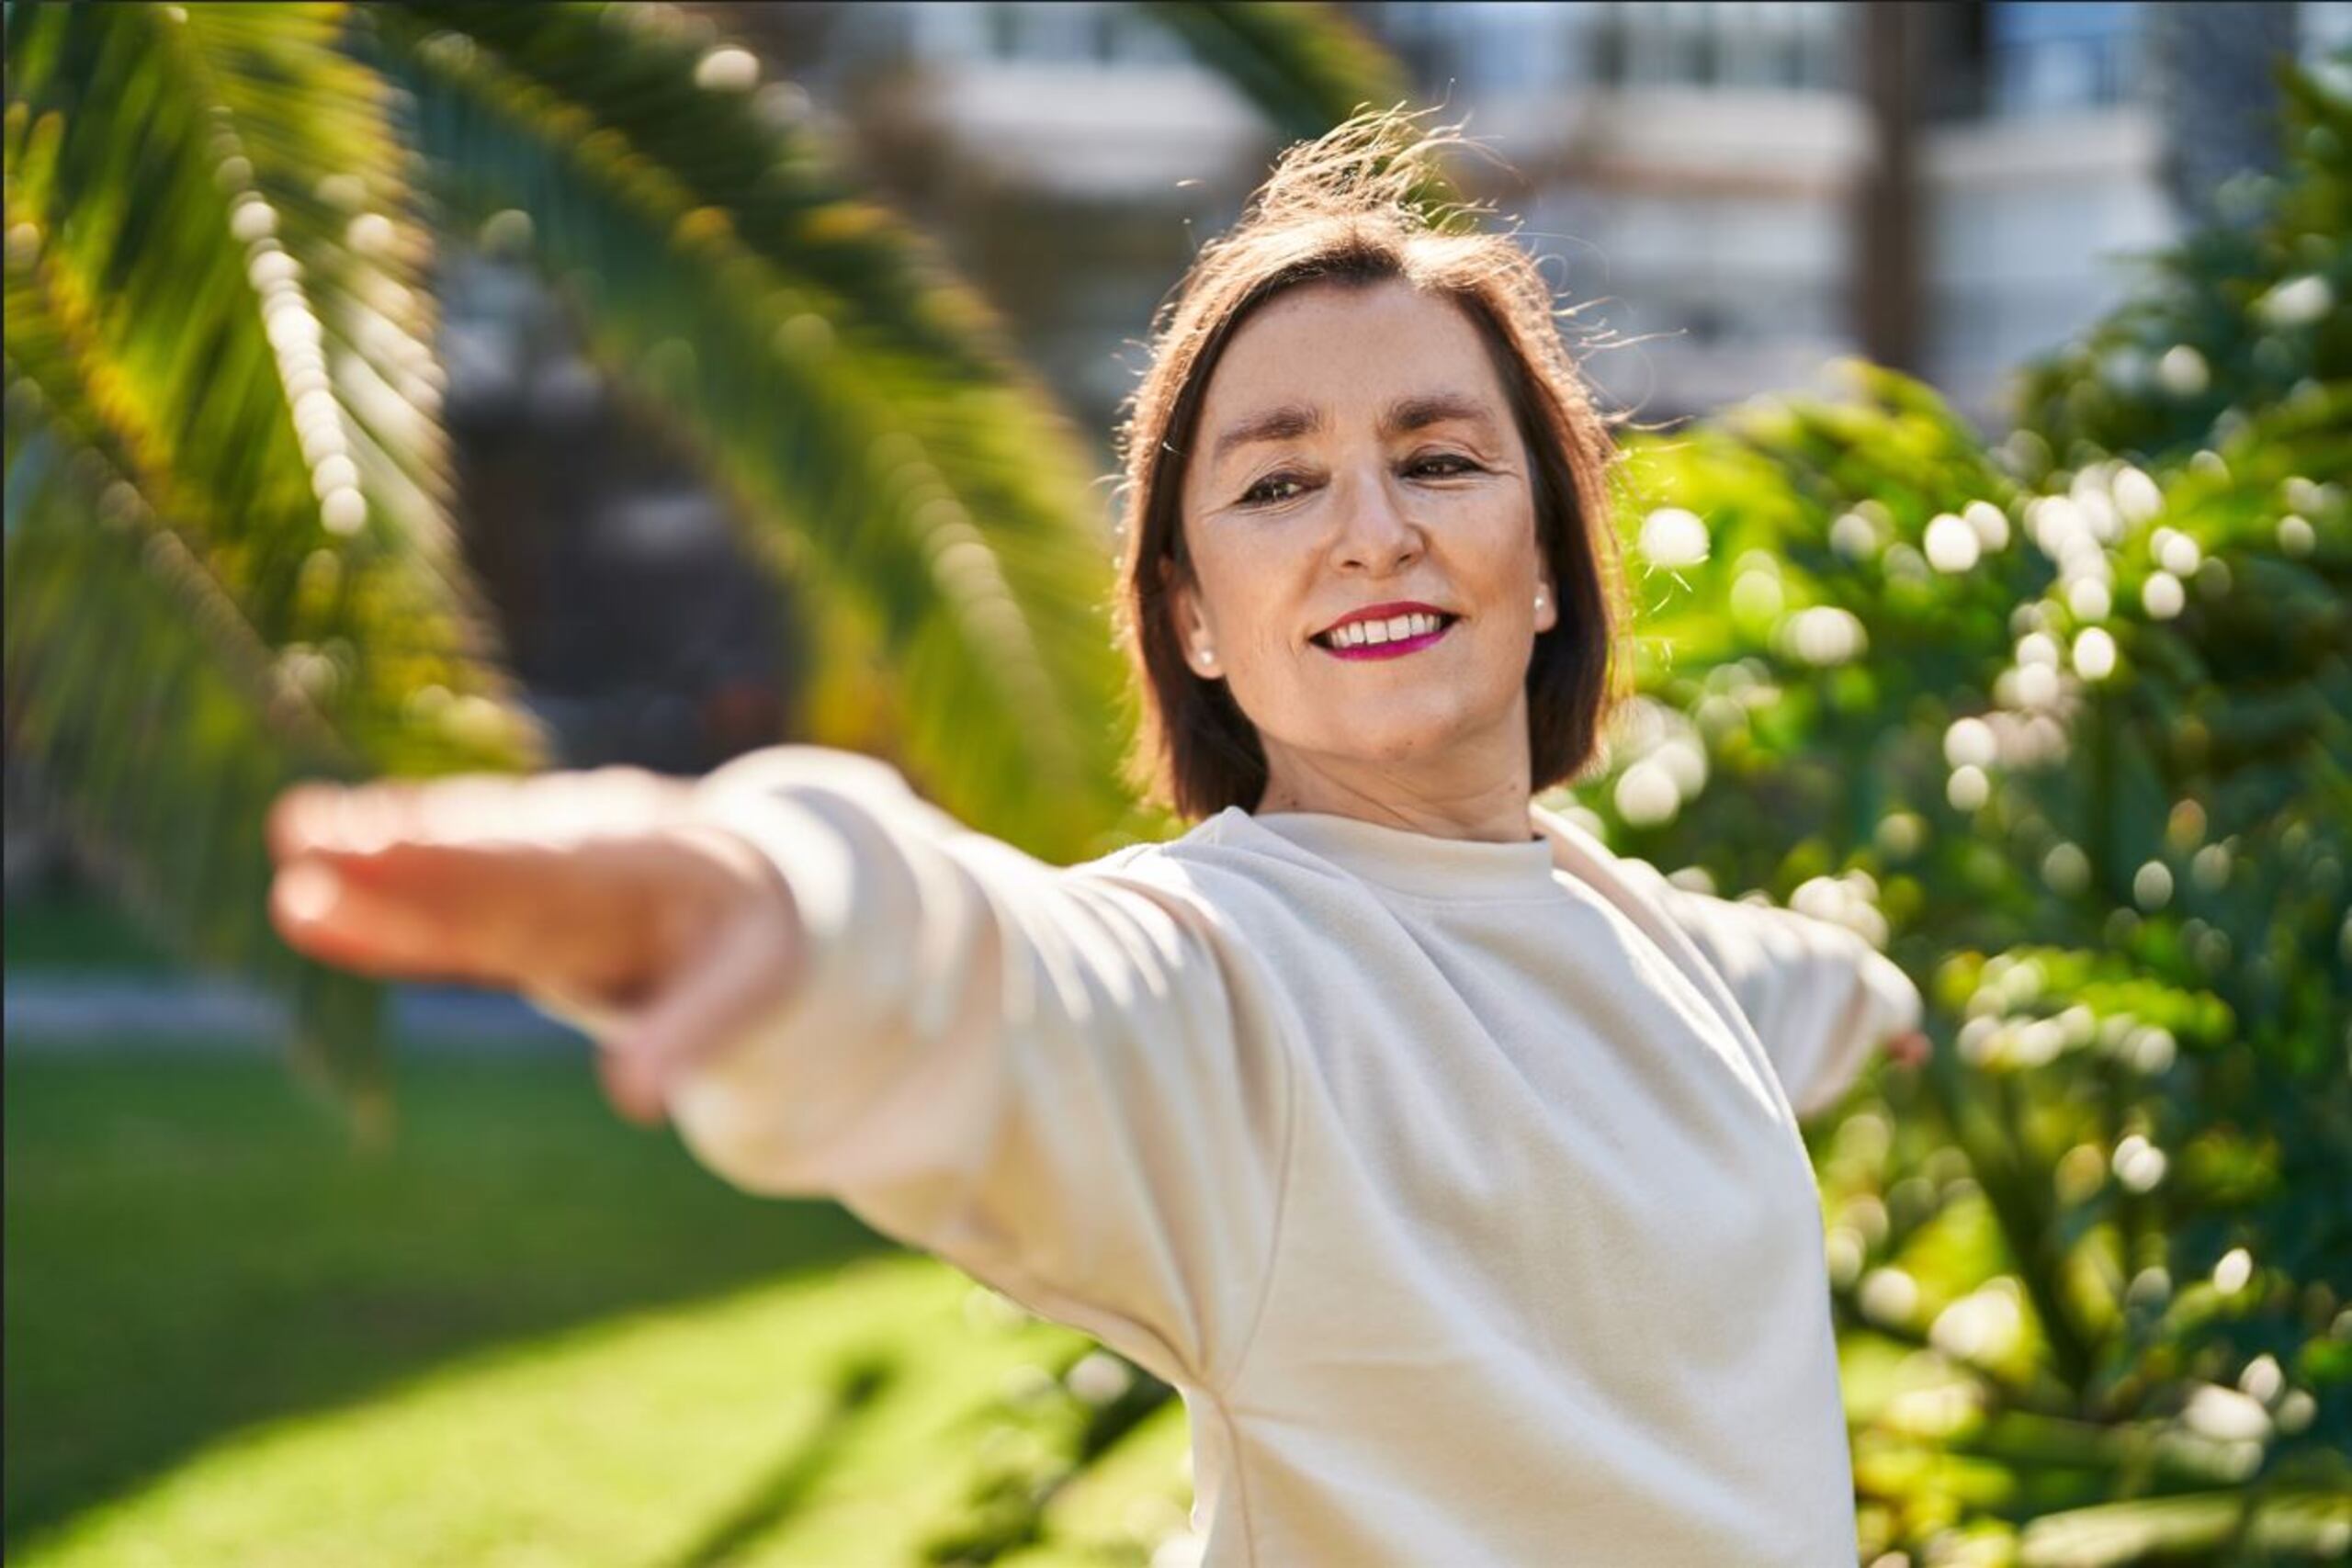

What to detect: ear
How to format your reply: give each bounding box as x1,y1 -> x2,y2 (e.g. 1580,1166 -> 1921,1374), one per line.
1534,570 -> 1560,635
1159,556 -> 1218,676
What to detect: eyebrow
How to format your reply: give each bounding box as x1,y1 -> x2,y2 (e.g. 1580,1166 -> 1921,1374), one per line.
1206,391 -> 1500,468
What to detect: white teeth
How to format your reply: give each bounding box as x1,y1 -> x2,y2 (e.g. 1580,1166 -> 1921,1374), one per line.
1320,612 -> 1451,649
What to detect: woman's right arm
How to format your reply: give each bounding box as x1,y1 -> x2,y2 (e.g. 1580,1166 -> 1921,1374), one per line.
635,748 -> 1295,1391
272,747 -> 1294,1393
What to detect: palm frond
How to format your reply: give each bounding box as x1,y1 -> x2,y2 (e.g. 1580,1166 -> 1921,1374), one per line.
1140,3 -> 1460,220
380,3 -> 1133,859
3,406 -> 391,1127
5,0 -> 542,1110
4,1 -> 536,769
394,2 -> 1019,375
1140,1 -> 1416,143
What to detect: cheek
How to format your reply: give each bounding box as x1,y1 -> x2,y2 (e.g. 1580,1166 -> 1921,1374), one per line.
1481,500 -> 1549,619
1189,533 -> 1294,656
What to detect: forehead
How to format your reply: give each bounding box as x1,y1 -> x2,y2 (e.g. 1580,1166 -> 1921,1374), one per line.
1197,279 -> 1509,429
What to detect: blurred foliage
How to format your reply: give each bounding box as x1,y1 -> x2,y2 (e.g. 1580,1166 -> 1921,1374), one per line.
1,0 -> 1396,1112
2015,65 -> 2350,467
1138,2 -> 1463,219
1544,60 -> 2351,1567
3,0 -> 537,1122
1138,1 -> 1408,145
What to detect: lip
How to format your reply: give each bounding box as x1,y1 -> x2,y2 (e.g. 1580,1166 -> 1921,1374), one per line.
1311,600 -> 1460,661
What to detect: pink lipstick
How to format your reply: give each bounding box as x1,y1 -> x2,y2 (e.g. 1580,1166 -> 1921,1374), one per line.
1310,600 -> 1460,660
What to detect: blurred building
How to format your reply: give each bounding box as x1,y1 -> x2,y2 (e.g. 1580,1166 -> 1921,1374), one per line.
1918,0 -> 2174,421
786,0 -> 2352,431
435,250 -> 802,777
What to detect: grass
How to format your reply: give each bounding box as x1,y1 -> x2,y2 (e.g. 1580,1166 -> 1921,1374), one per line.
4,1049 -> 1194,1565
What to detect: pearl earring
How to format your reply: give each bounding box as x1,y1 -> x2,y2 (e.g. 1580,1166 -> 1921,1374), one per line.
1197,646 -> 1216,669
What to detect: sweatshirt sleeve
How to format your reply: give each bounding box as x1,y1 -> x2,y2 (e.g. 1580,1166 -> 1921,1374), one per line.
1634,873 -> 1922,1120
531,746 -> 1293,1393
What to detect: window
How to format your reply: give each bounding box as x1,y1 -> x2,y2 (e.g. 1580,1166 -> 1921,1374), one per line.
1987,0 -> 2143,116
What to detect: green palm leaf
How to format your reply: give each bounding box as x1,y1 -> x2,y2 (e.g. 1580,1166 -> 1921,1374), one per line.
5,0 -> 541,1108
379,2 -> 1134,859
4,408 -> 391,1125
1139,0 -> 1414,144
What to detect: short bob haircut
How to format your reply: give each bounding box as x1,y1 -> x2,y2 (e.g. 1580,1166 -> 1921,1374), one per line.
1113,110 -> 1634,821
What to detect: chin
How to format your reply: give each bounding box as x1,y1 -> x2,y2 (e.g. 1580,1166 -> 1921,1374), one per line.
1320,707 -> 1482,765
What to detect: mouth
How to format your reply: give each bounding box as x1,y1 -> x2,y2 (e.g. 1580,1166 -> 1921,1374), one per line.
1310,608 -> 1461,660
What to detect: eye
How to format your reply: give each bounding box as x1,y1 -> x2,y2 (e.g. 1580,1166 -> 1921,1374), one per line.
1238,471 -> 1311,508
1408,453 -> 1483,479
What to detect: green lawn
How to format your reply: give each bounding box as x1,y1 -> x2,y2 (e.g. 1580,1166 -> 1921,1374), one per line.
4,1049 -> 1193,1565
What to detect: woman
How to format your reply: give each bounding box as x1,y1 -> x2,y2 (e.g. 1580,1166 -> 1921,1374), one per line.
268,114 -> 1928,1564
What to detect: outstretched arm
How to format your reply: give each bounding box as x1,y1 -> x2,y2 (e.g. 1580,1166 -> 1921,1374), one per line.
1614,863 -> 1925,1120
268,748 -> 1292,1392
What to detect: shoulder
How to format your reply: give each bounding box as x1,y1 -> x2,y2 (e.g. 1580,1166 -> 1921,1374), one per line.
1066,808 -> 1357,940
1530,800 -> 1676,908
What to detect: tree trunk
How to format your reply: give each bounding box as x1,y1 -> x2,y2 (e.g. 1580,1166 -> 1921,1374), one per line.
1854,0 -> 1922,374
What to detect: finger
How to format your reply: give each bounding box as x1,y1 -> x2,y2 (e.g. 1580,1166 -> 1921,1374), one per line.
266,782 -> 341,865
267,831 -> 558,989
273,776 -> 692,995
270,855 -> 507,985
596,1044 -> 669,1128
345,836 -> 634,992
267,768 -> 679,862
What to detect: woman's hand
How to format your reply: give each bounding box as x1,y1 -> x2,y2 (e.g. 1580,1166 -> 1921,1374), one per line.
264,766 -> 804,1126
1884,1027 -> 1933,1071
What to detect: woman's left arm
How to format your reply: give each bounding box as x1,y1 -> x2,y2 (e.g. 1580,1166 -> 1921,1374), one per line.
1640,876 -> 1926,1119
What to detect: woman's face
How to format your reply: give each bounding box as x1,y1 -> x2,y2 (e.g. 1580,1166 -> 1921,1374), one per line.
1170,278 -> 1557,809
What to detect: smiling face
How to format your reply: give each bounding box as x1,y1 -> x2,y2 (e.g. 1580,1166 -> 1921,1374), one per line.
1168,278 -> 1558,829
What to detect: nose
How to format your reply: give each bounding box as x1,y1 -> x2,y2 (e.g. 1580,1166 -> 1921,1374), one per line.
1329,470 -> 1424,576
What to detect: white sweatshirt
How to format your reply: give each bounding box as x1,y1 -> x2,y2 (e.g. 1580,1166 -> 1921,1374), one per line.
531,746 -> 1922,1566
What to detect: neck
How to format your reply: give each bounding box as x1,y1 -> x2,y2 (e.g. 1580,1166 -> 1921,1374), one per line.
1255,730 -> 1535,845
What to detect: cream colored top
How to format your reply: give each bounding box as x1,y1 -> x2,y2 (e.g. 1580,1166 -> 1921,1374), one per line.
532,745 -> 1921,1566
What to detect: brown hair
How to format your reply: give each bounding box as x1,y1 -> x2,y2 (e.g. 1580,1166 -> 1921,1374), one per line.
1112,110 -> 1634,820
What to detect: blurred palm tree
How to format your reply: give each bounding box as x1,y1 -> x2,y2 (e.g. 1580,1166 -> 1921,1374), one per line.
1,0 -> 1409,1110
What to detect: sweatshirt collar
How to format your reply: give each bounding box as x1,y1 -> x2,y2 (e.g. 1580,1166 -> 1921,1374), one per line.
1225,806 -> 1564,902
